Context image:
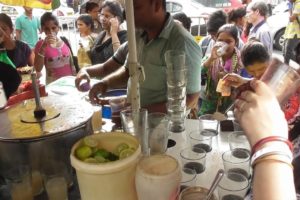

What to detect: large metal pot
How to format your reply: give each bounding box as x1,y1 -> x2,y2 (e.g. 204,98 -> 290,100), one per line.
0,95 -> 93,191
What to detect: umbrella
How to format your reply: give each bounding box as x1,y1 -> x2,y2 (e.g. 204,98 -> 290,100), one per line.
0,0 -> 60,10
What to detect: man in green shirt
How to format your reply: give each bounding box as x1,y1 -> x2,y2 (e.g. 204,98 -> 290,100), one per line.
15,7 -> 40,49
88,0 -> 201,113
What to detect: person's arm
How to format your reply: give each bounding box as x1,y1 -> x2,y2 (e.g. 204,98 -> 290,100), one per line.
223,73 -> 252,88
202,44 -> 218,68
89,66 -> 129,104
33,41 -> 47,72
110,17 -> 121,52
75,58 -> 122,90
15,30 -> 21,41
234,80 -> 296,200
88,58 -> 122,77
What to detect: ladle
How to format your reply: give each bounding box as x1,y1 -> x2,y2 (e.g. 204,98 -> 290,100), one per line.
205,169 -> 224,200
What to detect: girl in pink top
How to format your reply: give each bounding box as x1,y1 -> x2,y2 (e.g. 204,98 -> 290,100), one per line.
34,12 -> 75,83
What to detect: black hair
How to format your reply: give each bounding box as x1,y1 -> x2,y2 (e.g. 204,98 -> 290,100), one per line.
0,13 -> 13,30
40,12 -> 59,27
250,1 -> 269,17
101,0 -> 124,23
76,14 -> 94,31
85,2 -> 99,13
241,41 -> 270,67
173,12 -> 192,30
228,7 -> 246,24
216,24 -> 239,44
207,10 -> 227,34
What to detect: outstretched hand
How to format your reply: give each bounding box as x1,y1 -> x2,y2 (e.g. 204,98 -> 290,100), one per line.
75,69 -> 90,91
88,81 -> 108,104
223,73 -> 251,88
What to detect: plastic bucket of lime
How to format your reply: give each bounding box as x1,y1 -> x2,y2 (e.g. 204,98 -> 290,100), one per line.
70,132 -> 141,200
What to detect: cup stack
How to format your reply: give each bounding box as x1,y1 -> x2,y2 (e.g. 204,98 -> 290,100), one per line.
165,50 -> 187,133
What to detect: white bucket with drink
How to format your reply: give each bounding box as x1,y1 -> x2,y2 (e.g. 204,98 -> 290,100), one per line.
70,132 -> 141,200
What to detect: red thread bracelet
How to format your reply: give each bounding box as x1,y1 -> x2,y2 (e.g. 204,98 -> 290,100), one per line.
251,136 -> 293,156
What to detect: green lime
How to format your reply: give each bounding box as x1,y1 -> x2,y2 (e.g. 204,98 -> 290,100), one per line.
119,148 -> 135,159
115,143 -> 130,155
94,149 -> 110,159
83,137 -> 98,148
75,145 -> 93,160
84,158 -> 98,163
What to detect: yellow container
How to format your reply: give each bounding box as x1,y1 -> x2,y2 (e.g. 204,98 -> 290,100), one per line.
70,132 -> 141,200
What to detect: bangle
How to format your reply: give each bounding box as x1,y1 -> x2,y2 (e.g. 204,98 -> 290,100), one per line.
251,136 -> 293,156
250,145 -> 293,166
252,155 -> 293,169
38,53 -> 45,58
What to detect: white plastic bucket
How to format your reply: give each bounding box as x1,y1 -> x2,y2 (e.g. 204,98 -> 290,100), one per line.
70,132 -> 141,200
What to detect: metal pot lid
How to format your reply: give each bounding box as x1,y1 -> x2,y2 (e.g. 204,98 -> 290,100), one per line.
0,95 -> 93,141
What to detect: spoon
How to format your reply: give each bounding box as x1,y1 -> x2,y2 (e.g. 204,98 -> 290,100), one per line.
205,169 -> 225,200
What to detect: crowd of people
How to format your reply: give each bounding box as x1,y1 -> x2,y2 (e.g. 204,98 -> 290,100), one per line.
0,0 -> 300,198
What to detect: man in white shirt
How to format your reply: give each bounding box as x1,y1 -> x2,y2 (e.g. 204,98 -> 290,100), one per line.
246,1 -> 273,55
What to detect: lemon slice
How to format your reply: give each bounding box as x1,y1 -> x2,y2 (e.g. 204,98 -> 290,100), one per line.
83,137 -> 98,148
75,145 -> 92,160
94,155 -> 106,163
115,143 -> 129,155
119,148 -> 135,159
84,158 -> 98,163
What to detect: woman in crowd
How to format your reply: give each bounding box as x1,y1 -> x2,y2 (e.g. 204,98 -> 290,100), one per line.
0,13 -> 33,68
199,24 -> 244,115
224,41 -> 270,85
34,12 -> 76,84
86,1 -> 102,34
228,7 -> 246,37
90,0 -> 127,65
76,14 -> 96,68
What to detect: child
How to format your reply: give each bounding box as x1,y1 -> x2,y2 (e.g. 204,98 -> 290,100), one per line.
199,24 -> 244,115
34,12 -> 76,84
76,14 -> 96,68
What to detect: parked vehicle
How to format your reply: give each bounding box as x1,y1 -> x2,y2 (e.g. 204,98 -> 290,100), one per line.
193,0 -> 243,13
166,0 -> 216,41
267,1 -> 289,50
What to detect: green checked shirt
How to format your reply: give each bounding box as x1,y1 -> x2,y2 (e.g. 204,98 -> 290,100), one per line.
126,14 -> 202,107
